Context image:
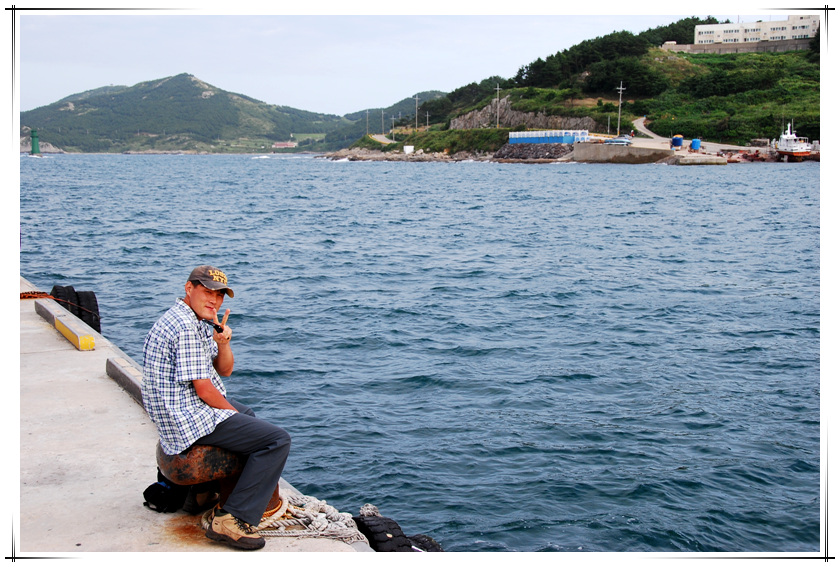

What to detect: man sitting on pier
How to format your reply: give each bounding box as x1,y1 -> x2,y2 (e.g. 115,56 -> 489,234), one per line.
142,265 -> 291,550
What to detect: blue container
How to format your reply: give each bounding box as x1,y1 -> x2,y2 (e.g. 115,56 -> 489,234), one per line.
509,130 -> 590,144
671,136 -> 683,147
691,139 -> 701,150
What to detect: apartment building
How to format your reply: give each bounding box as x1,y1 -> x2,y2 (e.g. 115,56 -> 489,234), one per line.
694,15 -> 819,45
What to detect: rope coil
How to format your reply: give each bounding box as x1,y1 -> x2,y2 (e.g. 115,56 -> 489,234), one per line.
200,489 -> 367,544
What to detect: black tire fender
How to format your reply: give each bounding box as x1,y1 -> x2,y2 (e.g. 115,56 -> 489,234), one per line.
352,515 -> 414,552
76,290 -> 101,333
50,285 -> 79,316
409,533 -> 444,552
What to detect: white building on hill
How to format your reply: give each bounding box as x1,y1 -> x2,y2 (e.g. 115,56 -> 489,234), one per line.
694,15 -> 819,45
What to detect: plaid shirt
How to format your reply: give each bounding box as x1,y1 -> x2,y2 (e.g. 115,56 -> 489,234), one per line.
142,299 -> 236,455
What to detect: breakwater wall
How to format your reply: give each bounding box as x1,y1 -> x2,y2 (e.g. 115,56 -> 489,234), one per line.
572,143 -> 674,164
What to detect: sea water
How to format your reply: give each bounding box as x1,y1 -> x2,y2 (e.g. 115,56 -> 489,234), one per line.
20,154 -> 820,552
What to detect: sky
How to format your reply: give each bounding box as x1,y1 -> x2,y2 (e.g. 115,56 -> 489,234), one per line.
13,1 -> 816,116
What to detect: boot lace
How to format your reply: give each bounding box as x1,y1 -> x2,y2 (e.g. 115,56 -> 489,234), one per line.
234,516 -> 258,534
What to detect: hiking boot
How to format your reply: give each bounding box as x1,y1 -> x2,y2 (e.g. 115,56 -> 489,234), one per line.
205,508 -> 266,550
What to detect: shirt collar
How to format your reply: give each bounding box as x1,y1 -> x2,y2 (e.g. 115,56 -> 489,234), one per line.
175,298 -> 200,321
176,298 -> 215,333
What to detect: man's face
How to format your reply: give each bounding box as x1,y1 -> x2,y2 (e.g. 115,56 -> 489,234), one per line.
184,281 -> 225,321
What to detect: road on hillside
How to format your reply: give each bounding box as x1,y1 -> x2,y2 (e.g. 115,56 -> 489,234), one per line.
631,116 -> 756,153
371,134 -> 396,144
632,117 -> 668,142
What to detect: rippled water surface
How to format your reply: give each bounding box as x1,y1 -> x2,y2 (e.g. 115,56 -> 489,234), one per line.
20,154 -> 820,552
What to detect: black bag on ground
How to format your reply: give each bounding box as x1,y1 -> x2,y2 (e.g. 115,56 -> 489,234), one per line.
143,468 -> 189,513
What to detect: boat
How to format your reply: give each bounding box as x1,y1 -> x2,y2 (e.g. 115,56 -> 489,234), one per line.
773,123 -> 812,161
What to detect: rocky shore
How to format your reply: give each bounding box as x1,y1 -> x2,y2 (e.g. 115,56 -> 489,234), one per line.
25,140 -> 813,165
320,147 -> 494,162
19,140 -> 65,154
322,143 -> 576,164
493,143 -> 574,162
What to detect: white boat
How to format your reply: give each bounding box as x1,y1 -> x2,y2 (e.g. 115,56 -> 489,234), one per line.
773,123 -> 812,159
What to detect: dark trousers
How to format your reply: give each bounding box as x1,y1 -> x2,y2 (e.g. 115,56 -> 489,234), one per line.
196,400 -> 291,526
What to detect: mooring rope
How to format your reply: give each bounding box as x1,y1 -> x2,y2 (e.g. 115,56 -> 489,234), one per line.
20,291 -> 99,317
200,489 -> 367,545
20,291 -> 52,300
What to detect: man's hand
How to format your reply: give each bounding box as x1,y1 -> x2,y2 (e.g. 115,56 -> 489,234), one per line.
213,309 -> 232,344
212,308 -> 234,376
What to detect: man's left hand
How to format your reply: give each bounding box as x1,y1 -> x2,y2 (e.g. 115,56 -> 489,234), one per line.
213,309 -> 232,344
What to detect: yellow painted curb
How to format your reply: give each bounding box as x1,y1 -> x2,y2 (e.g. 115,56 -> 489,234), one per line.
34,298 -> 96,351
55,315 -> 96,351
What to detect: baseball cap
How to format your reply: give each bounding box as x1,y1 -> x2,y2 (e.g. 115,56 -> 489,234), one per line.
188,265 -> 234,298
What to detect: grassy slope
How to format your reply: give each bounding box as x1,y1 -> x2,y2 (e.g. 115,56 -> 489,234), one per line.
641,51 -> 819,143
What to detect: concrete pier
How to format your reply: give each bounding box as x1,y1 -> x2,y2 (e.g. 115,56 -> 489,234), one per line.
572,142 -> 674,164
18,275 -> 369,555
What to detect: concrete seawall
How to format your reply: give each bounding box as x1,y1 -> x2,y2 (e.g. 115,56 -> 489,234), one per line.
572,142 -> 674,164
18,275 -> 370,554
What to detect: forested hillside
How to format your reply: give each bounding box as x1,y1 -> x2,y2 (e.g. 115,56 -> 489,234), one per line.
414,17 -> 820,146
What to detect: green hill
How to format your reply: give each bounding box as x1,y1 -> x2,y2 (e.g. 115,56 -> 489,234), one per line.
20,74 -> 444,153
20,73 -> 355,153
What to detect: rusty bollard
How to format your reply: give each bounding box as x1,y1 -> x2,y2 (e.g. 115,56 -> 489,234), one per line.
156,443 -> 281,514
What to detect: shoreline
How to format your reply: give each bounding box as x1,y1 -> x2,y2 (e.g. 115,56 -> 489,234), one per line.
319,143 -> 818,165
20,145 -> 819,165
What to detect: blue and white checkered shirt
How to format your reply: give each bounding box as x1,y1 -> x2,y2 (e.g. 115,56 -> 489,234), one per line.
142,299 -> 236,455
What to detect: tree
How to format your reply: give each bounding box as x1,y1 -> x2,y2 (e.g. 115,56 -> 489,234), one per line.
513,30 -> 650,89
808,26 -> 820,62
585,57 -> 669,96
638,16 -> 719,45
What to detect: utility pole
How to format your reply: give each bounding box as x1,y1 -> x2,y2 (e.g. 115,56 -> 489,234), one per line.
414,95 -> 420,132
382,110 -> 385,135
616,81 -> 625,136
426,112 -> 430,129
366,110 -> 369,136
495,83 -> 502,128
